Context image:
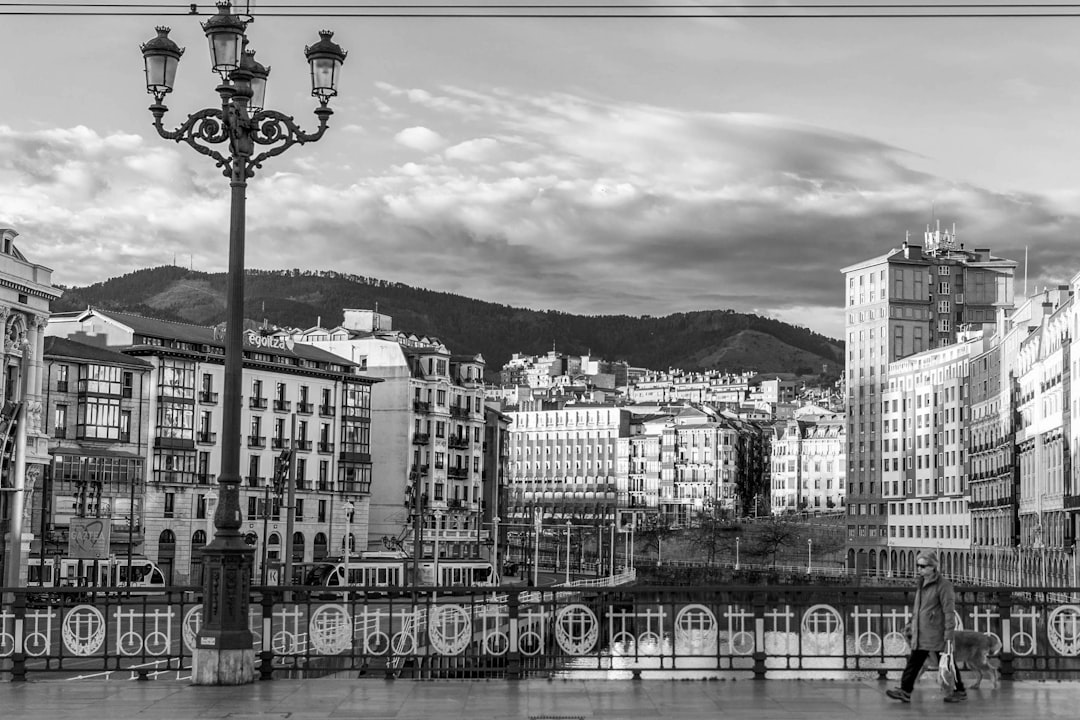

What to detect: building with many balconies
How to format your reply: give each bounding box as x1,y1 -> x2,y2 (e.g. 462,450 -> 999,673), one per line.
842,224 -> 1016,574
45,308 -> 377,584
292,309 -> 489,562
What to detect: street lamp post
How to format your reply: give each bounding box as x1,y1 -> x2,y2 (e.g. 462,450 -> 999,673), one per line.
807,538 -> 813,575
532,514 -> 541,587
491,516 -> 500,584
735,536 -> 740,570
564,520 -> 572,584
141,1 -> 346,686
609,522 -> 615,579
343,500 -> 354,591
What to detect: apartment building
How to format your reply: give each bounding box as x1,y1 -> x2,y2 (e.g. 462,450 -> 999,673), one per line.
293,309 -> 489,561
0,228 -> 62,587
45,308 -> 376,584
841,224 -> 1016,574
770,408 -> 846,515
35,337 -> 153,578
882,334 -> 980,577
504,405 -> 628,528
1014,286 -> 1075,586
968,327 -> 1018,584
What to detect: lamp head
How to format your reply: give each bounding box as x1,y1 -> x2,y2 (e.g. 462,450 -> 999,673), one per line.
240,48 -> 270,112
141,26 -> 185,102
304,30 -> 347,106
201,0 -> 248,78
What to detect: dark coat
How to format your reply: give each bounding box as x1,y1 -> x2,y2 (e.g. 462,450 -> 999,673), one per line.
910,571 -> 956,651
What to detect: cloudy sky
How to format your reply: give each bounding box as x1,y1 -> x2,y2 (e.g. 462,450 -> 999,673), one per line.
3,2 -> 1080,340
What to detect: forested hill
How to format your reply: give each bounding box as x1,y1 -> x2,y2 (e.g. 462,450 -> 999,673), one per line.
52,267 -> 844,376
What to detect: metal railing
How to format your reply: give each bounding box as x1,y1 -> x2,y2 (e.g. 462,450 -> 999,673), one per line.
3,582 -> 1079,682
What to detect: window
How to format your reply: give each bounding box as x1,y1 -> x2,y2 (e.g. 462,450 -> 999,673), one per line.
158,359 -> 195,399
78,397 -> 122,440
54,404 -> 68,438
196,494 -> 207,519
164,492 -> 175,518
57,364 -> 70,391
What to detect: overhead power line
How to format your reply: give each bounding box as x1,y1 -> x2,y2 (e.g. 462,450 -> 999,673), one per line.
1,2 -> 1080,17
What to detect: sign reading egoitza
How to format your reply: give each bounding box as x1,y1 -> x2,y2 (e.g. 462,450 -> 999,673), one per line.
244,330 -> 294,352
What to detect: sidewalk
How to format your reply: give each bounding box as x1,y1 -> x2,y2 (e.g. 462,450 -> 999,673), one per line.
2,677 -> 1079,719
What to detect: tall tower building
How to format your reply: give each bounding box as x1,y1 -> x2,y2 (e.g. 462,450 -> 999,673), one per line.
840,224 -> 1016,574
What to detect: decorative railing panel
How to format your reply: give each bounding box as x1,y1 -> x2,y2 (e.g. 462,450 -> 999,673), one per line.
2,585 -> 1079,681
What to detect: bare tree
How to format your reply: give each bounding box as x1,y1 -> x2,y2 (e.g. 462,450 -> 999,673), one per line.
746,516 -> 804,567
634,513 -> 674,560
686,513 -> 737,565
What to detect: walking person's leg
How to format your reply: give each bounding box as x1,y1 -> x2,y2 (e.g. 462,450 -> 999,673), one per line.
889,649 -> 931,702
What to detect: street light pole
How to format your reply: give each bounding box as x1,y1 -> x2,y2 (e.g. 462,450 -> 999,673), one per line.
807,538 -> 813,575
735,536 -> 740,570
565,520 -> 571,584
141,2 -> 346,686
532,513 -> 541,587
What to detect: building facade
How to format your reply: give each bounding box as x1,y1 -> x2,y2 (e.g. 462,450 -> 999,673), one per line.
292,309 -> 489,562
0,228 -> 62,587
769,409 -> 846,515
841,225 -> 1016,574
45,308 -> 377,584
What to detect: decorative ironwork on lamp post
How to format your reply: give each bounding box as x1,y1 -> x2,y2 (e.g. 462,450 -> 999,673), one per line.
140,0 -> 345,685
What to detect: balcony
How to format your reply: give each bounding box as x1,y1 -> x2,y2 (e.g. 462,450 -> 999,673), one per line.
448,435 -> 470,449
196,473 -> 216,485
317,441 -> 334,454
247,435 -> 266,448
197,431 -> 217,444
412,433 -> 430,445
53,428 -> 67,439
449,406 -> 469,419
199,390 -> 219,404
249,397 -> 268,410
297,401 -> 314,414
413,400 -> 431,413
446,497 -> 464,509
274,399 -> 292,412
339,479 -> 372,495
272,437 -> 288,450
448,466 -> 469,479
410,464 -> 430,477
318,405 -> 336,417
57,380 -> 69,392
296,439 -> 313,451
246,475 -> 264,488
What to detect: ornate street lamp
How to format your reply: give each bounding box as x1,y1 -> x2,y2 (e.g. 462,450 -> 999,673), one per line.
140,0 -> 345,686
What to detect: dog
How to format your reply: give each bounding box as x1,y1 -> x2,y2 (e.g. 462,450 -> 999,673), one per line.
937,630 -> 1003,690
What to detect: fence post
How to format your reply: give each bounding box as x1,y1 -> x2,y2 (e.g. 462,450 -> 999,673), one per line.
10,590 -> 27,682
507,591 -> 521,680
995,589 -> 1015,682
752,591 -> 767,680
258,590 -> 275,681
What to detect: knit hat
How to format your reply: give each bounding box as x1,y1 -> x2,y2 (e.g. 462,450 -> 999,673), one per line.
917,550 -> 939,568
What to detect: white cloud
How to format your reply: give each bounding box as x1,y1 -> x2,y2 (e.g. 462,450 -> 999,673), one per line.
393,126 -> 446,152
5,86 -> 1080,341
445,137 -> 499,162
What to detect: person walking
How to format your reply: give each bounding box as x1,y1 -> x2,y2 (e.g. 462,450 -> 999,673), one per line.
887,550 -> 967,703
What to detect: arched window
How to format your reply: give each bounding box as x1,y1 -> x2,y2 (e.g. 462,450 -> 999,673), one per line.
313,532 -> 328,560
292,531 -> 305,563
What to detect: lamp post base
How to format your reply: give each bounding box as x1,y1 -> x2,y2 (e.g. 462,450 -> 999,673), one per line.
192,648 -> 255,685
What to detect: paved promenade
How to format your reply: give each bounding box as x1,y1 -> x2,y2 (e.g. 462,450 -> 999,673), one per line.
1,677 -> 1079,719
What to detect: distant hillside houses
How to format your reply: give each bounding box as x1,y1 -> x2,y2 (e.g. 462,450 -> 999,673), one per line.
488,351 -> 843,421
